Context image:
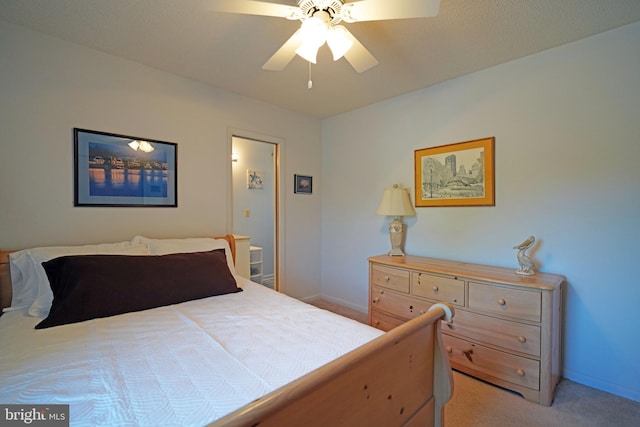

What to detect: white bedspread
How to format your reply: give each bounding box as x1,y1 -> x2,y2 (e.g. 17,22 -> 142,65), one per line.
0,279 -> 382,426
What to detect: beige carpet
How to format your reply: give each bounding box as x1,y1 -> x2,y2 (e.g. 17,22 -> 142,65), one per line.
445,371 -> 640,426
309,299 -> 369,324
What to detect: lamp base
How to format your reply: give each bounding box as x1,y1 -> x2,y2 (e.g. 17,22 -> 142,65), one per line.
388,247 -> 405,257
387,217 -> 406,256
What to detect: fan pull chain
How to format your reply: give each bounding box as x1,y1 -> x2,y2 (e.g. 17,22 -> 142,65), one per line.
307,62 -> 313,90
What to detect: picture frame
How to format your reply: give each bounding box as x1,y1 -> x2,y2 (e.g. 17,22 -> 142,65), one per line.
247,169 -> 265,189
74,128 -> 177,207
294,174 -> 312,194
414,137 -> 494,207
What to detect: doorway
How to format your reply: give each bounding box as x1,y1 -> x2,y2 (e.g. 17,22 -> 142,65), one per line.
230,134 -> 280,291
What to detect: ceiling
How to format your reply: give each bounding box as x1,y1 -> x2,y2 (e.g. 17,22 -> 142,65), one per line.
2,0 -> 640,118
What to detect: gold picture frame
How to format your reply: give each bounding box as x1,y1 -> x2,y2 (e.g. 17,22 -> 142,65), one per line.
414,137 -> 495,207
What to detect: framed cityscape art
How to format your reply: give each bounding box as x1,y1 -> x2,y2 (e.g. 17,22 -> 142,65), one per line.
414,137 -> 494,207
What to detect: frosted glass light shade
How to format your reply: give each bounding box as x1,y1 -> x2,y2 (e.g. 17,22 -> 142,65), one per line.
296,40 -> 322,63
295,16 -> 328,63
299,15 -> 328,46
326,26 -> 353,60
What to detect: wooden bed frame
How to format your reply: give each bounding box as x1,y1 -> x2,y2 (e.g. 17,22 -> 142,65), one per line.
0,235 -> 454,427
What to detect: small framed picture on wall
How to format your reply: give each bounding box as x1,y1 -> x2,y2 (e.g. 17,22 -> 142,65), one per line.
247,169 -> 265,189
294,174 -> 312,194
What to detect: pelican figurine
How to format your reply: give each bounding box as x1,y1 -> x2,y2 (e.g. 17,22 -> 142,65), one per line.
513,235 -> 536,276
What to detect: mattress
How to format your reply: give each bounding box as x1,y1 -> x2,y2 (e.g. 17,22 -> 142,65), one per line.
0,279 -> 382,426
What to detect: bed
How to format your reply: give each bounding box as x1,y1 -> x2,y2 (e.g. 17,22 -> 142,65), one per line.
0,235 -> 454,427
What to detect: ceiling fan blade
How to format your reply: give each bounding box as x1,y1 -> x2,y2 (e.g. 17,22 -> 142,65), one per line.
262,29 -> 304,71
342,0 -> 440,22
205,0 -> 300,19
342,29 -> 378,73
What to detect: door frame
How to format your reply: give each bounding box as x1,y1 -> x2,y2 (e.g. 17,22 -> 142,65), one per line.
227,128 -> 283,292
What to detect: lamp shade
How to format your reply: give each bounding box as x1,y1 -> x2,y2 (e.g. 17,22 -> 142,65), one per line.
295,41 -> 321,63
326,26 -> 353,60
295,15 -> 328,63
376,185 -> 416,217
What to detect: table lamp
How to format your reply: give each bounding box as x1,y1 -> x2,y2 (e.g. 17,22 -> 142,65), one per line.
376,184 -> 416,256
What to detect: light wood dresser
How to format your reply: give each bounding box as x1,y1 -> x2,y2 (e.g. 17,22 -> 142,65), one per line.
368,254 -> 565,406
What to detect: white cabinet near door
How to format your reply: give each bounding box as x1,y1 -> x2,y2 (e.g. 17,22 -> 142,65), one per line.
233,235 -> 251,279
250,246 -> 263,284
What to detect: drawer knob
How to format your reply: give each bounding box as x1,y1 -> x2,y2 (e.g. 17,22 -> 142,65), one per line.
517,336 -> 527,343
384,276 -> 390,282
516,369 -> 526,377
373,297 -> 380,303
498,298 -> 507,306
445,346 -> 453,354
433,285 -> 439,292
445,320 -> 454,328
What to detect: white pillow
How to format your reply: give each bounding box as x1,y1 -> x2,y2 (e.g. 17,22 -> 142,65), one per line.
130,236 -> 237,278
7,250 -> 37,311
8,242 -> 149,317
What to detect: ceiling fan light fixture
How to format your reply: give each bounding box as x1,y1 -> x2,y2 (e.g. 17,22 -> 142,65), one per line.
212,0 -> 442,74
295,14 -> 329,63
295,40 -> 321,63
299,15 -> 328,46
326,25 -> 353,60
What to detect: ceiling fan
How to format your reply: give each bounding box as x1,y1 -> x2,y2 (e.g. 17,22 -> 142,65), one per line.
206,0 -> 441,73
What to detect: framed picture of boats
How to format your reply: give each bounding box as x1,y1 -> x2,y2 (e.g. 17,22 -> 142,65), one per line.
74,128 -> 177,207
414,137 -> 494,207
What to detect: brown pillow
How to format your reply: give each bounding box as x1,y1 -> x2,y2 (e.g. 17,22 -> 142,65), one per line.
36,249 -> 241,329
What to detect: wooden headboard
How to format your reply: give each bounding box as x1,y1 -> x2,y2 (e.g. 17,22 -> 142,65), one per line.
0,251 -> 12,312
0,235 -> 236,313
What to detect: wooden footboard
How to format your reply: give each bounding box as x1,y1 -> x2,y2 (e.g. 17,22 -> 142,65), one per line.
208,303 -> 454,427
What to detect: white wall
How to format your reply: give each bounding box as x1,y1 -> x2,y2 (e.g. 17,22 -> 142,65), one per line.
321,22 -> 640,402
0,20 -> 323,299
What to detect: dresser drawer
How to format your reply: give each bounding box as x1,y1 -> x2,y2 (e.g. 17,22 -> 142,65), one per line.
468,282 -> 541,322
442,310 -> 541,357
371,285 -> 431,320
371,264 -> 410,293
370,309 -> 404,332
411,272 -> 465,306
443,335 -> 540,391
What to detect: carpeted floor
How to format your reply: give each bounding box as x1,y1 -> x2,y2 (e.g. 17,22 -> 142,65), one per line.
310,299 -> 640,426
309,299 -> 369,323
446,371 -> 640,426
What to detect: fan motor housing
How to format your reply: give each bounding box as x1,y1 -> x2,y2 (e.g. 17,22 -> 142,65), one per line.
298,0 -> 344,24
